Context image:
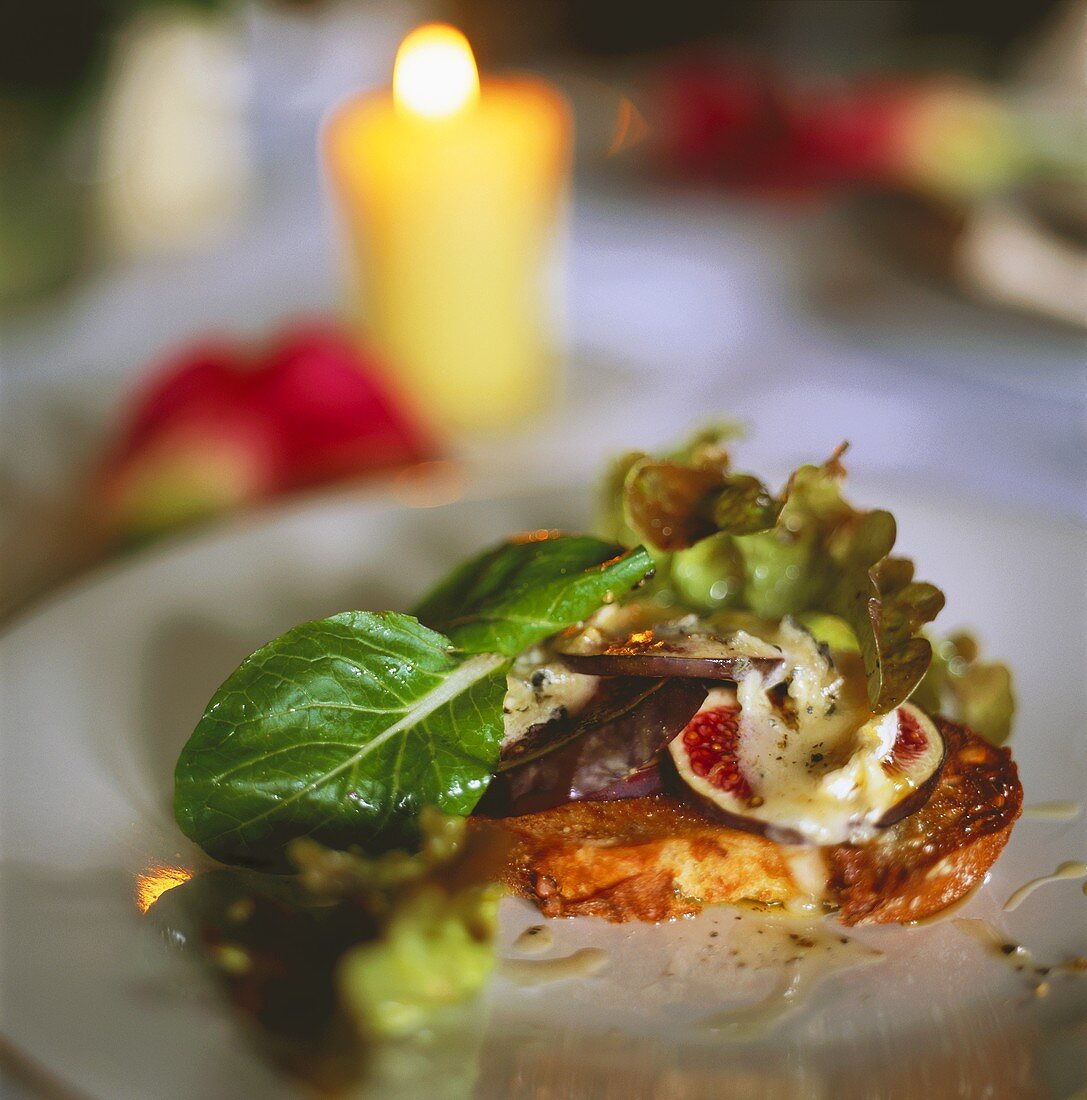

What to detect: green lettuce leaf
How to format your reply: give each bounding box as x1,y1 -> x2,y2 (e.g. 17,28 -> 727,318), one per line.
600,438 -> 946,714
912,632 -> 1015,744
625,463 -> 782,551
174,612 -> 508,865
413,534 -> 654,657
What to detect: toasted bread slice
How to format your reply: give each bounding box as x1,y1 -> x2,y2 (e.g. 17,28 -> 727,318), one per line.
476,717 -> 1021,924
487,795 -> 803,921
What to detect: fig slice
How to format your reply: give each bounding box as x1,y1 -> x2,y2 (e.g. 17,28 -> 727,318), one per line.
669,701 -> 947,846
475,677 -> 707,818
875,703 -> 948,827
663,704 -> 806,844
559,632 -> 785,683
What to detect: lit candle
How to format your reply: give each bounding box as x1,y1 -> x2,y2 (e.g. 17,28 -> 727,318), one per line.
326,24 -> 572,434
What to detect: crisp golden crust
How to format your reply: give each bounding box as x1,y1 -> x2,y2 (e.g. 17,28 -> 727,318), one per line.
474,717 -> 1021,924
830,716 -> 1022,925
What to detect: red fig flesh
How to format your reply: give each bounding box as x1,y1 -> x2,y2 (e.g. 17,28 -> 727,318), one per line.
670,700 -> 947,845
677,707 -> 752,800
875,704 -> 947,827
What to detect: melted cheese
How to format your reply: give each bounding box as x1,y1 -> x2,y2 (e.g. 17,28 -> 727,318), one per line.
733,622 -> 913,845
502,648 -> 598,747
514,606 -> 927,847
650,616 -> 927,846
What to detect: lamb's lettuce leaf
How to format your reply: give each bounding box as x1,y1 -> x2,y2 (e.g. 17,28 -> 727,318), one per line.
174,612 -> 507,866
413,534 -> 653,657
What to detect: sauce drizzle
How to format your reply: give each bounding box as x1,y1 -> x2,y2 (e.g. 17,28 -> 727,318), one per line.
953,918 -> 1087,993
700,913 -> 883,1036
1003,861 -> 1087,912
499,947 -> 608,987
1021,801 -> 1082,822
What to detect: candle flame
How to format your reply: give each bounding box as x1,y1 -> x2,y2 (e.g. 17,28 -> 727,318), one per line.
393,24 -> 480,120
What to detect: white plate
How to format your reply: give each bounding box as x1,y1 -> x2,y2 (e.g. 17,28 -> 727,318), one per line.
2,477 -> 1085,1099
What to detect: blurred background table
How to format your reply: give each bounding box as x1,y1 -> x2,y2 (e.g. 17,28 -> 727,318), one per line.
1,0 -> 1084,618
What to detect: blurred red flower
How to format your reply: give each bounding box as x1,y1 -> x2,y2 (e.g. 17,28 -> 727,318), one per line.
94,324 -> 432,543
654,57 -> 1024,205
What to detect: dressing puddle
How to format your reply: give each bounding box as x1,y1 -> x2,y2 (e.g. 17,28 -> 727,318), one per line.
697,911 -> 883,1036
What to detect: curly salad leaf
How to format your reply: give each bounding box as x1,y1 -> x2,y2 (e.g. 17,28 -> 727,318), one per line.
598,421 -> 750,551
619,424 -> 781,551
599,428 -> 946,714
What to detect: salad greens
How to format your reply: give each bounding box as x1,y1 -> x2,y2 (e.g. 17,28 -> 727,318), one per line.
413,534 -> 653,657
601,431 -> 947,714
174,428 -> 1012,873
912,631 -> 1015,745
174,611 -> 508,865
175,535 -> 654,866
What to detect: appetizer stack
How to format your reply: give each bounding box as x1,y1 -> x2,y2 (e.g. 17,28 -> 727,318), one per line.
174,428 -> 1020,928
